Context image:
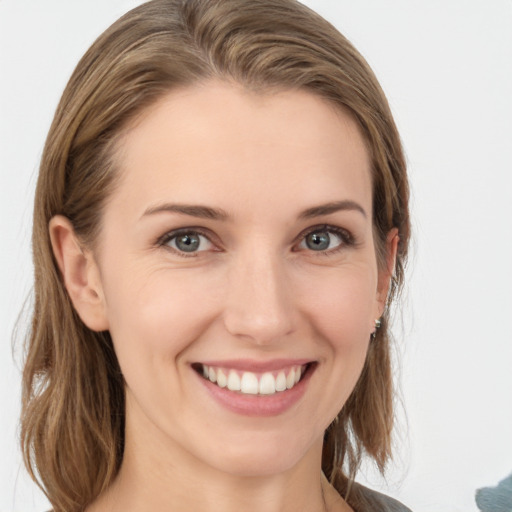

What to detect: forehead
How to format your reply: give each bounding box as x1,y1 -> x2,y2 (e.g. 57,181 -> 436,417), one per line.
111,81 -> 372,219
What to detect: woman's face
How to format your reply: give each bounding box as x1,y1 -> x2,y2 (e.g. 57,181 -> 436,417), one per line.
91,82 -> 392,476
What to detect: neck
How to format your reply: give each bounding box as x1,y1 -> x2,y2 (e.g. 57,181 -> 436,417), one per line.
92,441 -> 327,512
86,397 -> 351,512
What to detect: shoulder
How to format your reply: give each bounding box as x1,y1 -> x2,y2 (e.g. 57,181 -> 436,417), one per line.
352,482 -> 413,512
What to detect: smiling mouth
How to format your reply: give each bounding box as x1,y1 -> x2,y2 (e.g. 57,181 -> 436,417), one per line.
192,363 -> 314,396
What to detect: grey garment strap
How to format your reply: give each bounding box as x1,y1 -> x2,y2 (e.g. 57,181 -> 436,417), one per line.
351,482 -> 413,512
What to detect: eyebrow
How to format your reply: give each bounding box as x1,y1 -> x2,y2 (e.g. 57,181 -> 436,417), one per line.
298,200 -> 367,219
142,199 -> 367,221
142,203 -> 229,220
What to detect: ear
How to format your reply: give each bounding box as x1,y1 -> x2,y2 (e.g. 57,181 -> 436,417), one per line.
49,215 -> 109,332
376,227 -> 399,316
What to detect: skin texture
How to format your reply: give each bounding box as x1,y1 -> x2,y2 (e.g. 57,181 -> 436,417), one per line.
50,82 -> 397,512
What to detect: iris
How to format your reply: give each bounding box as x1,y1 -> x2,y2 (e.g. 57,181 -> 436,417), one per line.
305,231 -> 331,251
175,233 -> 201,252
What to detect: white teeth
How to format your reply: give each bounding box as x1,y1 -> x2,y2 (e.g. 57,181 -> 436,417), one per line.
217,369 -> 227,388
240,372 -> 259,394
200,364 -> 306,395
286,368 -> 295,389
259,372 -> 276,395
227,370 -> 241,391
275,371 -> 287,392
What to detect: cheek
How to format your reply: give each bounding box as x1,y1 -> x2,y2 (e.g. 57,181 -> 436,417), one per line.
294,266 -> 377,424
299,265 -> 378,349
101,267 -> 224,433
102,266 -> 220,370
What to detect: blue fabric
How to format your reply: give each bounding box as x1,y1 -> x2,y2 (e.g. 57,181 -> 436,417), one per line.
476,473 -> 512,512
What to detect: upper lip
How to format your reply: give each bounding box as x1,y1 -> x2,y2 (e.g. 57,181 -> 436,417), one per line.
194,358 -> 314,372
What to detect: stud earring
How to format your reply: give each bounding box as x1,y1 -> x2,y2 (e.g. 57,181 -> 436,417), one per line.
371,318 -> 382,340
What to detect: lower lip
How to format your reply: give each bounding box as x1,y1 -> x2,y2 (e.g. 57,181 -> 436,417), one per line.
195,365 -> 314,417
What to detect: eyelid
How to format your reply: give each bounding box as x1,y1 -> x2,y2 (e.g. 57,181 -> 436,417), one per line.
155,224 -> 356,256
293,224 -> 355,253
156,227 -> 221,255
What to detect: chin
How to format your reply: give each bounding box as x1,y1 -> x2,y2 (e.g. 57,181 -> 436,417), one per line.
195,429 -> 320,478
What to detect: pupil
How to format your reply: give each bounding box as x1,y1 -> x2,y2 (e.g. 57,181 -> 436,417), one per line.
306,232 -> 330,251
176,234 -> 200,252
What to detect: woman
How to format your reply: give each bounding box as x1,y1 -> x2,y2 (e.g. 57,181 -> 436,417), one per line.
20,0 -> 410,511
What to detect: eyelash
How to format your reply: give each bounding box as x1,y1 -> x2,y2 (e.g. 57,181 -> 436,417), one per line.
157,228 -> 217,258
156,224 -> 355,258
295,224 -> 355,255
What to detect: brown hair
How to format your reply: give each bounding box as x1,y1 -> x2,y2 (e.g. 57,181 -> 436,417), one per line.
21,1 -> 410,510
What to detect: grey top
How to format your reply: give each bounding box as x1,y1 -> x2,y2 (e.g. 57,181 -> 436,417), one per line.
354,482 -> 413,512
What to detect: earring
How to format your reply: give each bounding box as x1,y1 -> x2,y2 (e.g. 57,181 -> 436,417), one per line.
371,318 -> 382,340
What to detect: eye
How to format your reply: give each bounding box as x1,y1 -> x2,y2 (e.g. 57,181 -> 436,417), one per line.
161,230 -> 214,254
297,226 -> 352,253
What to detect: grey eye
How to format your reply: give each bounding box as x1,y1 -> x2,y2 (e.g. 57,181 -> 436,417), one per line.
300,230 -> 343,252
167,232 -> 212,253
305,232 -> 330,251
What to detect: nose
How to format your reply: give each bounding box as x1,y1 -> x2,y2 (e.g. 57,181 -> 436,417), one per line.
222,248 -> 296,345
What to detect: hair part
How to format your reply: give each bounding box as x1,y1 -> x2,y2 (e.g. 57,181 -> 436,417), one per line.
21,1 -> 410,510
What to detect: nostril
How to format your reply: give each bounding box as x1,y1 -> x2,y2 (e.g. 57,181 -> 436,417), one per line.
223,264 -> 296,343
223,311 -> 296,345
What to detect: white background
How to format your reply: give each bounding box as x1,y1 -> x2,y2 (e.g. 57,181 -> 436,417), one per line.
1,1 -> 511,511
